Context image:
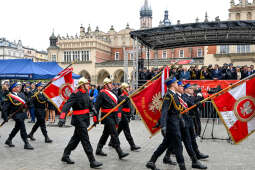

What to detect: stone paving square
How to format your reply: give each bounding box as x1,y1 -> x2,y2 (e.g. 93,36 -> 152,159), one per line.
0,119 -> 254,170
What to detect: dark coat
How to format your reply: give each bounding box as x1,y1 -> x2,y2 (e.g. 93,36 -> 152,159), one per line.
95,89 -> 119,124
32,92 -> 48,120
62,89 -> 96,128
2,92 -> 27,121
160,90 -> 183,135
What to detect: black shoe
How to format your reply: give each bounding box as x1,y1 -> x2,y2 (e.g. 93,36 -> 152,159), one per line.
96,149 -> 107,156
163,157 -> 177,165
27,134 -> 36,141
24,143 -> 34,150
118,152 -> 129,159
108,142 -> 114,147
131,145 -> 141,151
192,160 -> 207,169
146,161 -> 160,170
45,136 -> 53,143
116,147 -> 129,159
179,163 -> 186,170
90,160 -> 103,168
5,139 -> 15,147
196,152 -> 209,160
62,157 -> 75,164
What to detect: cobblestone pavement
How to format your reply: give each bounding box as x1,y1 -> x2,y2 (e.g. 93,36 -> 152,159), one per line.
0,118 -> 254,170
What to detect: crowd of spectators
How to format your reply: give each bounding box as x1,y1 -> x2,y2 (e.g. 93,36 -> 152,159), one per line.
138,63 -> 255,84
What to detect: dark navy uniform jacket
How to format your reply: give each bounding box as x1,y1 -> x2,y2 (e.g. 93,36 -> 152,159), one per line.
2,92 -> 27,121
160,90 -> 184,135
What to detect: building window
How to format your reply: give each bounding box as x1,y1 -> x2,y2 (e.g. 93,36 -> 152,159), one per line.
81,51 -> 90,61
220,45 -> 229,54
115,52 -> 120,60
248,12 -> 252,20
64,51 -> 72,62
179,49 -> 184,58
51,54 -> 56,62
236,13 -> 240,20
197,48 -> 203,57
162,50 -> 167,59
146,49 -> 150,59
129,53 -> 134,60
171,49 -> 175,58
64,51 -> 67,62
237,45 -> 250,53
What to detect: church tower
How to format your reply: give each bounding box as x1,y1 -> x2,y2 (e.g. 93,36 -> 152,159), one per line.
140,0 -> 152,29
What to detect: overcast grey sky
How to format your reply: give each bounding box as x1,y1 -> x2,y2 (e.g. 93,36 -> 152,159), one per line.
0,0 -> 230,50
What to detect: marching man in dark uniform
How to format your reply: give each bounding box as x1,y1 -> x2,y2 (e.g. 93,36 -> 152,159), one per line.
58,77 -> 103,169
146,77 -> 186,170
177,82 -> 207,169
95,78 -> 129,159
108,82 -> 141,151
2,82 -> 34,150
182,84 -> 209,160
27,82 -> 53,143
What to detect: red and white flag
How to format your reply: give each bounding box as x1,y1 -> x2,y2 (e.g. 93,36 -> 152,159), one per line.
213,77 -> 255,144
43,67 -> 74,112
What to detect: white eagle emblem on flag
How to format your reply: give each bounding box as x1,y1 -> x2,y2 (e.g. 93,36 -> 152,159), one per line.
240,101 -> 253,116
149,92 -> 163,112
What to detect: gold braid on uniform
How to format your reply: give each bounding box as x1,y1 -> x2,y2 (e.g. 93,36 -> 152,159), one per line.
8,94 -> 23,106
169,94 -> 184,112
34,93 -> 46,104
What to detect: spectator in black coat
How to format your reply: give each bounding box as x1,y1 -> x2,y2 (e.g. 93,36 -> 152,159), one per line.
212,64 -> 222,80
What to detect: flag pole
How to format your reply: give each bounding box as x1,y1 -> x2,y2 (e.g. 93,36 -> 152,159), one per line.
180,72 -> 255,115
87,69 -> 163,131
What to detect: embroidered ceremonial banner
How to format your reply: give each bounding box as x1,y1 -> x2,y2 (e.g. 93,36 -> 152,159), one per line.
212,77 -> 255,144
130,77 -> 162,135
43,67 -> 74,112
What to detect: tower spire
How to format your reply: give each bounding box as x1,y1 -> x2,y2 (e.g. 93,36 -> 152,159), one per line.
140,0 -> 152,29
204,12 -> 209,22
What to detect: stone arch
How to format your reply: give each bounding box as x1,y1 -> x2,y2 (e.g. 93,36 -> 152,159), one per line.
113,69 -> 125,83
97,69 -> 110,85
79,70 -> 91,81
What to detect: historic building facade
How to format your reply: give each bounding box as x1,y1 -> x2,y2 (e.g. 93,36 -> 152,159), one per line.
48,0 -> 205,85
0,37 -> 48,62
205,0 -> 255,66
0,38 -> 24,60
23,47 -> 48,62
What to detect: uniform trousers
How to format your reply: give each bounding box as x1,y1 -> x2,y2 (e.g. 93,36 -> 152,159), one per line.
63,123 -> 95,162
98,118 -> 120,148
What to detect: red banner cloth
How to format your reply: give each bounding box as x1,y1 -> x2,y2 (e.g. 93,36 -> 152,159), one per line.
183,80 -> 238,98
130,77 -> 162,135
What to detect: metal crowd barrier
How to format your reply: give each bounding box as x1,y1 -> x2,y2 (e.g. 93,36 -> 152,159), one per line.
200,100 -> 220,123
